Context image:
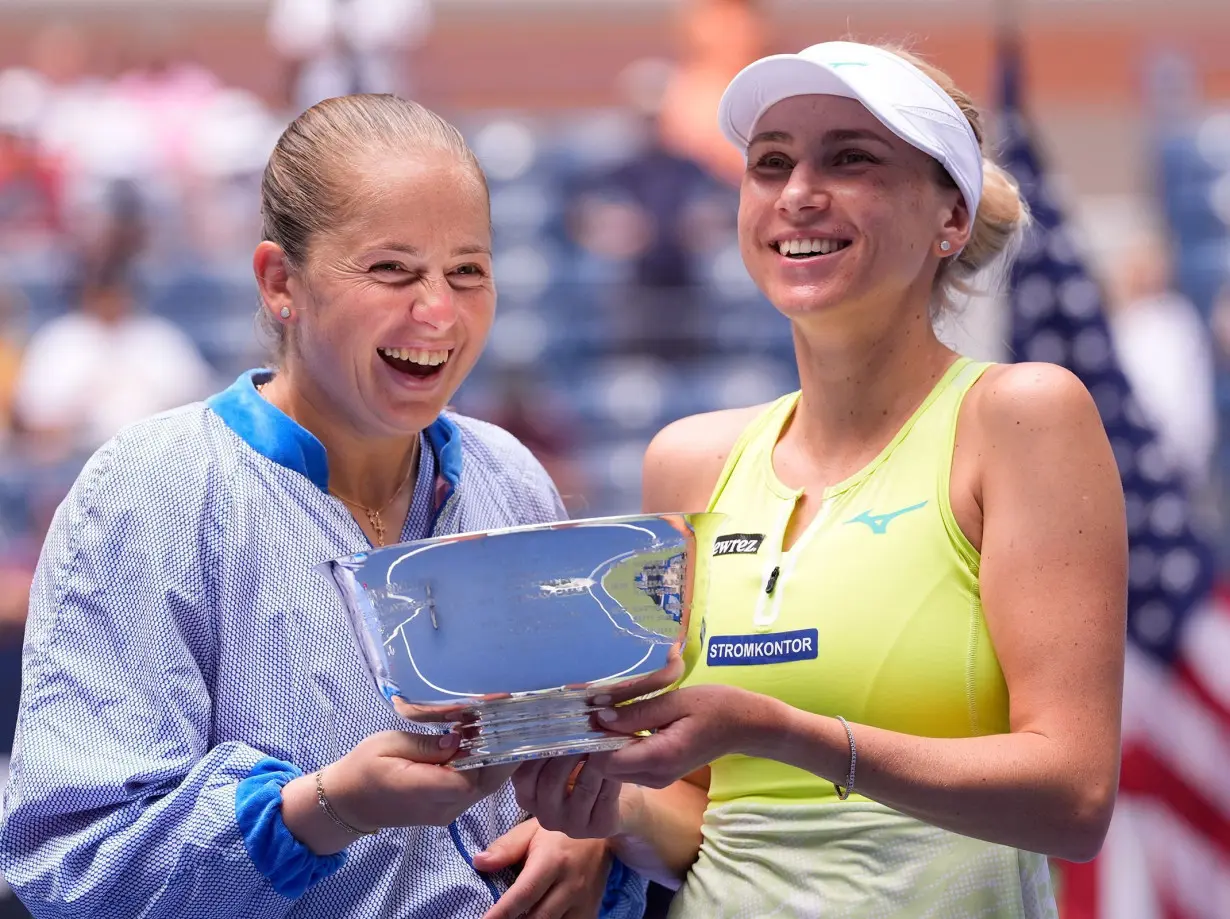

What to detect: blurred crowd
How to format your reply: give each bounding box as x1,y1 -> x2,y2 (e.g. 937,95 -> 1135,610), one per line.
0,1 -> 1228,916
0,0 -> 1228,732
0,0 -> 806,634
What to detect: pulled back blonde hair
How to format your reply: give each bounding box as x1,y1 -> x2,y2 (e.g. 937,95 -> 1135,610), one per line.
257,94 -> 488,356
882,45 -> 1031,311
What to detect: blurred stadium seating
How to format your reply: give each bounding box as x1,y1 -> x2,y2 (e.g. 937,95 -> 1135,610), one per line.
0,99 -> 803,527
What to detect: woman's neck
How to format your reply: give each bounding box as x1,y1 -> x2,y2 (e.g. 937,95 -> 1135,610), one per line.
786,306 -> 958,461
259,369 -> 421,509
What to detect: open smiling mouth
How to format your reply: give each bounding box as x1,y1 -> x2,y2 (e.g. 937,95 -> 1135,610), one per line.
378,346 -> 452,379
775,238 -> 852,260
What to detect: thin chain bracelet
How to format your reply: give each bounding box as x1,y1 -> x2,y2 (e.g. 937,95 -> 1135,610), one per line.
315,770 -> 378,837
833,715 -> 858,801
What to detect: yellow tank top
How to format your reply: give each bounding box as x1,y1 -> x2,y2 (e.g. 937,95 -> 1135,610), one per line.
682,357 -> 1009,805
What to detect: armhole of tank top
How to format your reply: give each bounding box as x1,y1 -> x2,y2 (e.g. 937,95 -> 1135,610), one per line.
705,393 -> 799,512
938,361 -> 993,574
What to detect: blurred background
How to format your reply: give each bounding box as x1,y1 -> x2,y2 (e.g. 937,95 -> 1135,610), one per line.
0,1 -> 1228,917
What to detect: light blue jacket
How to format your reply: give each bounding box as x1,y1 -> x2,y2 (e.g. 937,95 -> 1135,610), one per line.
0,369 -> 645,919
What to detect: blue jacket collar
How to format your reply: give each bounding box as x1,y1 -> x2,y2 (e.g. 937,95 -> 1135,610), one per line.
205,369 -> 462,492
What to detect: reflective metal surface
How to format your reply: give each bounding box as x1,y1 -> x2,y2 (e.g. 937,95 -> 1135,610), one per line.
318,512 -> 720,769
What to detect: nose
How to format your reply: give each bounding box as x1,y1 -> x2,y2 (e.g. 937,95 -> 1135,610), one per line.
411,274 -> 458,331
777,162 -> 831,217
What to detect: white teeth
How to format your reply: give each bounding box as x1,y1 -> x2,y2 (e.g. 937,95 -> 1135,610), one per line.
776,238 -> 847,256
380,347 -> 450,366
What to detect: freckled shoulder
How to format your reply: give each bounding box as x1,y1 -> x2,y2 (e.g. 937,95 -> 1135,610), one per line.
967,362 -> 1102,434
960,361 -> 1114,488
642,405 -> 772,515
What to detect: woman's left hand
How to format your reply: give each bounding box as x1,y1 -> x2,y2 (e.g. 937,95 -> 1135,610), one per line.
589,685 -> 775,788
476,818 -> 612,919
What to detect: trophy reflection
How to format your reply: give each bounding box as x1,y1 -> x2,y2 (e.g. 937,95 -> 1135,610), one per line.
319,512 -> 720,769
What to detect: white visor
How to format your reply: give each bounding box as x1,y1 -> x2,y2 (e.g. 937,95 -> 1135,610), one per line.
718,41 -> 983,223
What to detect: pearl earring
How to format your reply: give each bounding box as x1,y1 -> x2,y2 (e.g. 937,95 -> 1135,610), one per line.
939,240 -> 952,253
280,306 -> 291,319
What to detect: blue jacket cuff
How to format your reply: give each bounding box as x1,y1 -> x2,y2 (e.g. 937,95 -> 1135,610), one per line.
235,756 -> 348,899
600,856 -> 648,919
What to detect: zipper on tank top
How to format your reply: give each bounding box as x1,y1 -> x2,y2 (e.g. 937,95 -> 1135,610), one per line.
752,495 -> 831,630
764,566 -> 780,595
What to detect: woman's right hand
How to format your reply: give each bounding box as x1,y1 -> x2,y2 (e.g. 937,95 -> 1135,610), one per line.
510,754 -> 631,840
281,730 -> 517,854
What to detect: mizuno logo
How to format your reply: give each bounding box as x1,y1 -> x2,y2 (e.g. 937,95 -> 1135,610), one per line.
713,533 -> 765,556
845,501 -> 928,535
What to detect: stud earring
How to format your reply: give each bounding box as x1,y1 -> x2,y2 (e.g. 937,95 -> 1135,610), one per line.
280,306 -> 291,319
939,240 -> 952,253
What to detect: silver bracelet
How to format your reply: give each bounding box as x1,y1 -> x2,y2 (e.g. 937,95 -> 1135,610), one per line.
315,770 -> 378,837
833,716 -> 857,801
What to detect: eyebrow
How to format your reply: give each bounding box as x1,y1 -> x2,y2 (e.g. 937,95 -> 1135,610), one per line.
747,128 -> 893,149
372,243 -> 492,258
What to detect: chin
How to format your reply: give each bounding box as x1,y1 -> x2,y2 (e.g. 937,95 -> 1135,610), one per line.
377,409 -> 441,440
370,388 -> 445,429
399,396 -> 451,423
768,287 -> 847,317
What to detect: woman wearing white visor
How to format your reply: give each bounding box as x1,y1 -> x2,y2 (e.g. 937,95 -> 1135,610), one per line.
512,41 -> 1126,918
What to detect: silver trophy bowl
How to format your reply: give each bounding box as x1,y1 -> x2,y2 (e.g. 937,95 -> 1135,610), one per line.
318,512 -> 720,769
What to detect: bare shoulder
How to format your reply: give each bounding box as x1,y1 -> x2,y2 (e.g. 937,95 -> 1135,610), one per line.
963,362 -> 1122,529
641,404 -> 772,514
967,361 -> 1107,446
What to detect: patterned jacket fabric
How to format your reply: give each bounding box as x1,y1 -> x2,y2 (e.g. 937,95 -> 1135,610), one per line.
0,369 -> 646,919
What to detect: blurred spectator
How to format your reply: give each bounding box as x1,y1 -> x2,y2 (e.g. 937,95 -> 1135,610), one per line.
0,21 -> 97,143
2,22 -> 276,267
0,564 -> 30,647
108,53 -> 226,182
0,23 -> 103,208
0,125 -> 63,254
10,259 -> 214,461
565,59 -> 735,359
0,289 -> 33,806
479,371 -> 590,513
657,0 -> 767,187
80,178 -> 147,273
1212,280 -> 1230,361
267,0 -> 434,111
0,289 -> 26,445
1107,234 -> 1219,493
0,25 -> 81,258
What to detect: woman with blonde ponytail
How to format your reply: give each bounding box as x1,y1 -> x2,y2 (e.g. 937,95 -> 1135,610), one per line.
513,41 -> 1126,919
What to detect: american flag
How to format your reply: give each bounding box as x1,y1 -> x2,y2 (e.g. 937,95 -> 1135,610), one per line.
998,36 -> 1230,919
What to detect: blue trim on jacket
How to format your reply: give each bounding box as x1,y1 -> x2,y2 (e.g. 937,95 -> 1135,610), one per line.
205,369 -> 462,492
234,758 -> 347,899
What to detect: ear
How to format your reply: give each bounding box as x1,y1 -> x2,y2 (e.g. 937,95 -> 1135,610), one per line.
939,189 -> 973,254
254,241 -> 295,321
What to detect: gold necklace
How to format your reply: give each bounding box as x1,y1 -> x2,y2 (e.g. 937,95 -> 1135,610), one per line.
331,440 -> 419,547
257,381 -> 420,547
332,483 -> 408,547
